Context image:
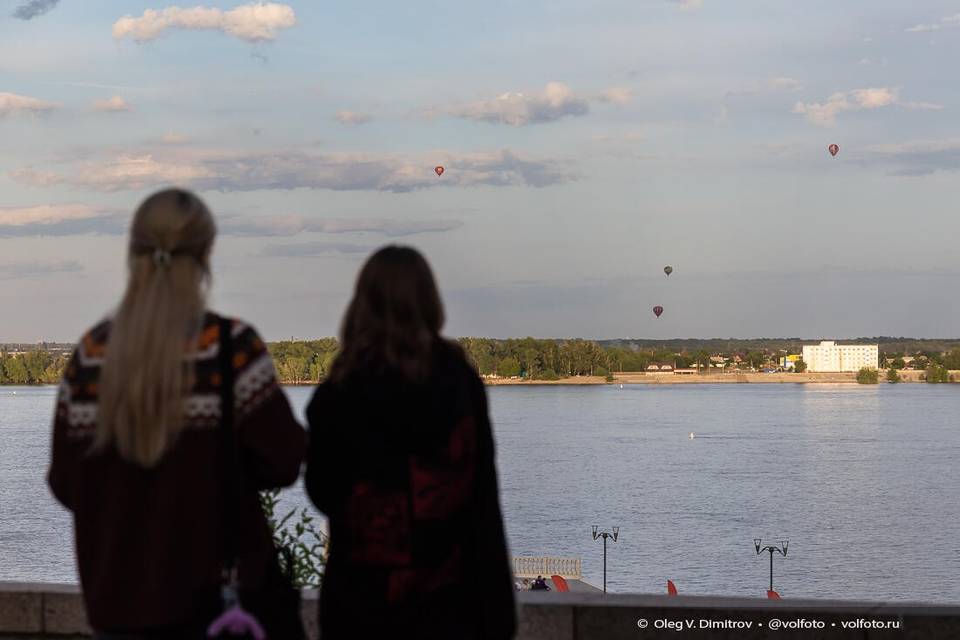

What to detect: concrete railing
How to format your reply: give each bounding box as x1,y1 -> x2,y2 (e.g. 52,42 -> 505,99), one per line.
513,557 -> 582,579
3,582 -> 960,639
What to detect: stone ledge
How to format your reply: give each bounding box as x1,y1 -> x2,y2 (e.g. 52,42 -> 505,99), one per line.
3,583 -> 960,639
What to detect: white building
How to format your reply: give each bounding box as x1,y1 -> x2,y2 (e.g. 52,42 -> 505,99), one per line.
801,341 -> 878,372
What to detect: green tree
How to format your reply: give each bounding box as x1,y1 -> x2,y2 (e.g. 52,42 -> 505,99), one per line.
793,359 -> 807,373
3,357 -> 29,384
890,357 -> 906,370
886,368 -> 900,383
856,367 -> 879,384
943,350 -> 960,370
926,365 -> 949,383
498,356 -> 521,378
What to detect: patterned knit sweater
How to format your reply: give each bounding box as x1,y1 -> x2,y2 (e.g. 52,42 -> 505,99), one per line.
47,312 -> 306,632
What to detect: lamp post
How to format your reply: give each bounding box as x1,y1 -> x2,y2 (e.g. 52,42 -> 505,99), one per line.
754,538 -> 788,592
592,525 -> 619,593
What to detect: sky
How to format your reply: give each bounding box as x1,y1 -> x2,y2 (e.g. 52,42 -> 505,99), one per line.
2,0 -> 960,342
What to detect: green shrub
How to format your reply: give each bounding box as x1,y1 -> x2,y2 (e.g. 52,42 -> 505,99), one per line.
260,489 -> 327,588
886,368 -> 900,383
926,365 -> 949,383
856,367 -> 879,384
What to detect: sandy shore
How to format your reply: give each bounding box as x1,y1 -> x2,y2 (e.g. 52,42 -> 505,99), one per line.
485,370 -> 953,385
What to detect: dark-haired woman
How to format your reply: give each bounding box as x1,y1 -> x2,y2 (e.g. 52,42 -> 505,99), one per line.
47,189 -> 306,639
304,246 -> 516,640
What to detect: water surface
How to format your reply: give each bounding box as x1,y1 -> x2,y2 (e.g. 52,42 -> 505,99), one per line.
1,384 -> 958,602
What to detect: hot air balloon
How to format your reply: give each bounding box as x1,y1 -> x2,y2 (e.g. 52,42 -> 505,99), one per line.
664,266 -> 673,276
434,165 -> 445,176
828,144 -> 839,157
653,306 -> 663,318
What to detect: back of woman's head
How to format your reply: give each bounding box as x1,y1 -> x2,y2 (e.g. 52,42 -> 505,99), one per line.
330,245 -> 445,384
97,188 -> 216,467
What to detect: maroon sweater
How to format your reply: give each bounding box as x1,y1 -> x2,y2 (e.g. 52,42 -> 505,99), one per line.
47,313 -> 306,632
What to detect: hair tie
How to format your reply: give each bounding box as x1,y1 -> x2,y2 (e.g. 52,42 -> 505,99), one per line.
152,248 -> 173,268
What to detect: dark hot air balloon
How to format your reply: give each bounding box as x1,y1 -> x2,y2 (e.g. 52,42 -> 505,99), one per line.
828,144 -> 839,157
653,306 -> 664,318
434,165 -> 445,176
664,266 -> 673,276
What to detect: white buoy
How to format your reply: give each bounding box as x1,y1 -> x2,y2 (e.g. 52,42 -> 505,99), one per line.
688,432 -> 695,439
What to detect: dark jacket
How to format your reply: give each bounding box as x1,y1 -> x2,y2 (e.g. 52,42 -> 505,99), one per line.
47,313 -> 306,633
305,341 -> 516,640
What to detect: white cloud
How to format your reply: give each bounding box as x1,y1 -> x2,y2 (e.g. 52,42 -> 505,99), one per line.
597,87 -> 633,105
901,101 -> 945,111
0,260 -> 82,280
864,138 -> 960,176
224,215 -> 462,237
93,96 -> 133,112
113,3 -> 296,43
767,77 -> 803,92
0,204 -> 103,227
444,82 -> 601,126
161,132 -> 189,144
669,0 -> 703,11
792,87 -> 905,126
12,155 -> 216,192
334,110 -> 372,125
0,92 -> 59,117
727,77 -> 804,97
907,13 -> 960,33
12,148 -> 576,193
0,205 -> 126,237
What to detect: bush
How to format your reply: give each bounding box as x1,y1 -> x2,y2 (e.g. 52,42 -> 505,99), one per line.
605,373 -> 615,382
540,368 -> 560,380
926,365 -> 950,383
856,367 -> 879,384
793,359 -> 807,373
886,368 -> 900,383
260,489 -> 328,588
595,366 -> 609,377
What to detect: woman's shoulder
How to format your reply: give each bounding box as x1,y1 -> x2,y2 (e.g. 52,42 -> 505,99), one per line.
70,317 -> 113,371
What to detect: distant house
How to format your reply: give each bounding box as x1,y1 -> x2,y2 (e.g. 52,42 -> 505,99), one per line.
646,364 -> 660,371
659,364 -> 673,371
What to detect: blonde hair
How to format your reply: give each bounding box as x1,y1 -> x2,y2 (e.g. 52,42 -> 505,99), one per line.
96,189 -> 216,467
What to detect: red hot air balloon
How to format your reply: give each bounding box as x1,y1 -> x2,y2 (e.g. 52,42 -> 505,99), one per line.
434,166 -> 445,176
653,306 -> 664,318
828,144 -> 839,157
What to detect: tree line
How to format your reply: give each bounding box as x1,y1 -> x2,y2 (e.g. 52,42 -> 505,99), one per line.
4,340 -> 960,385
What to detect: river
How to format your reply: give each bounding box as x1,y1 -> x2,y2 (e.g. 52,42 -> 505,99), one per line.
1,383 -> 958,602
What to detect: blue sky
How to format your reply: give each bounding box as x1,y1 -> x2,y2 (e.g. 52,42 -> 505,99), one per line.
2,0 -> 959,342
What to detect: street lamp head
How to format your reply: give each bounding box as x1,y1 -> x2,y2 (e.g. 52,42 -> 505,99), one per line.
612,526 -> 620,542
592,525 -> 599,540
781,540 -> 789,556
754,538 -> 762,554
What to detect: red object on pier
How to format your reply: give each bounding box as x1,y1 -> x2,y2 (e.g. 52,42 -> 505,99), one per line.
767,590 -> 781,600
667,580 -> 678,596
551,575 -> 570,592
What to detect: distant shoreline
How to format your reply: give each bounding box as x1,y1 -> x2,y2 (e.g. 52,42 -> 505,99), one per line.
2,370 -> 954,388
485,370 -> 954,385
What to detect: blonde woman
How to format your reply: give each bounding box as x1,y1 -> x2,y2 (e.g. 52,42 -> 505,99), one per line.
48,189 -> 306,639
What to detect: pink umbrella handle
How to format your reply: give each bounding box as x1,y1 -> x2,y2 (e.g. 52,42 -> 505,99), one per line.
207,604 -> 267,640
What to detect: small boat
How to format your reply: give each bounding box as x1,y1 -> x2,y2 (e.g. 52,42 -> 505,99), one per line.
688,432 -> 695,439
